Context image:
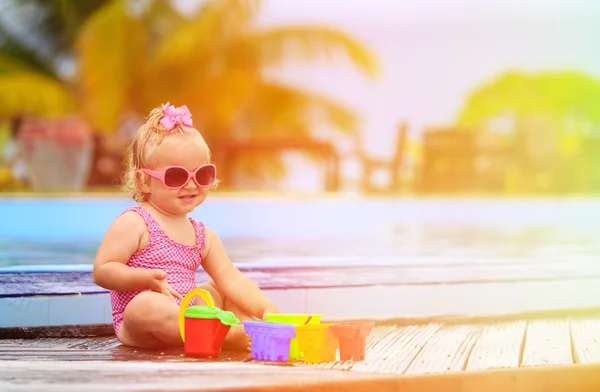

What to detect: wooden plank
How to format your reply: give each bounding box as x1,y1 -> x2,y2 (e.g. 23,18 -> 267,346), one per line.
0,336 -> 249,362
405,324 -> 482,375
0,337 -> 80,348
571,319 -> 600,364
296,325 -> 398,371
332,325 -> 397,371
0,337 -> 119,350
0,323 -> 115,339
4,321 -> 600,391
5,261 -> 600,298
466,321 -> 527,371
0,360 -> 382,392
350,323 -> 442,374
66,336 -> 121,350
521,320 -> 572,367
4,358 -> 600,392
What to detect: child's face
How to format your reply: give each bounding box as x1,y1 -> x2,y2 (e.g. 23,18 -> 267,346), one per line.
143,134 -> 211,216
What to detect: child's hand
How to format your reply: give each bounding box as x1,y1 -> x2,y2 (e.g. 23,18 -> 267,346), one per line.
148,269 -> 183,302
261,302 -> 279,320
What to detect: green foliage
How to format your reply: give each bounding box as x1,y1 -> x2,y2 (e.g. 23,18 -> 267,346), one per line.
0,0 -> 377,140
457,71 -> 600,129
0,0 -> 378,188
0,121 -> 7,152
0,0 -> 109,78
0,0 -> 107,117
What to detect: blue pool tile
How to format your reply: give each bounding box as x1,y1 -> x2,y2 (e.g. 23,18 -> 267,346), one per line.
48,295 -> 105,325
103,295 -> 113,324
0,297 -> 49,327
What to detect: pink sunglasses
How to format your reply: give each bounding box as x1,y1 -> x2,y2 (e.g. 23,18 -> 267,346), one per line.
142,164 -> 217,189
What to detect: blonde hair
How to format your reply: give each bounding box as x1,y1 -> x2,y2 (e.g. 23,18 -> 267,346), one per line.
122,105 -> 213,202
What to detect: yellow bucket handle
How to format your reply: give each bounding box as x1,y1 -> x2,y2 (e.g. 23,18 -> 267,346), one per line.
178,288 -> 215,342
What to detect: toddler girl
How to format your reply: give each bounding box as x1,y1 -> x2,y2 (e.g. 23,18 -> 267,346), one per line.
92,103 -> 278,350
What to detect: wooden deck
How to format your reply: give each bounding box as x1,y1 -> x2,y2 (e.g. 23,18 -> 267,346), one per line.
2,317 -> 600,391
5,258 -> 600,297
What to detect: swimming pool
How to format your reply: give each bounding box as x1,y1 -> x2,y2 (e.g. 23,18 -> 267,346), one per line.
4,195 -> 600,329
2,195 -> 600,269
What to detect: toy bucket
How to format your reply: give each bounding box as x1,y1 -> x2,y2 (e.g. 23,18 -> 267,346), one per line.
293,323 -> 338,363
243,321 -> 296,362
178,288 -> 240,357
264,313 -> 321,359
330,321 -> 374,361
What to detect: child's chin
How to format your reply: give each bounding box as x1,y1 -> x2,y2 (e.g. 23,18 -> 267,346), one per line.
181,199 -> 202,211
178,203 -> 197,212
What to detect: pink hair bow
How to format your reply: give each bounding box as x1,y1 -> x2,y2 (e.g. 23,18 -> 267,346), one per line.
160,102 -> 193,131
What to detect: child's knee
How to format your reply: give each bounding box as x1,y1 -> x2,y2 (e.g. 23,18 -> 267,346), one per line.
125,291 -> 177,325
120,292 -> 182,348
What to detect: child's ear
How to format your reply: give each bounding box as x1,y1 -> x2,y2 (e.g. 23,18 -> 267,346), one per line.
137,169 -> 151,193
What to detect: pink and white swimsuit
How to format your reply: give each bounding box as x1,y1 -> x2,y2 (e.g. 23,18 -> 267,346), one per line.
109,206 -> 205,336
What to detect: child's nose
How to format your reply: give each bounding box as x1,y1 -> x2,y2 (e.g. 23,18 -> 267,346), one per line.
183,177 -> 198,189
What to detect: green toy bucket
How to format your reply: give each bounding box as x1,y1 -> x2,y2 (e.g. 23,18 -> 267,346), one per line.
264,313 -> 322,359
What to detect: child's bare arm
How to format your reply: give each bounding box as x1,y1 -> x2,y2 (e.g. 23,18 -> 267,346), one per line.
93,212 -> 183,300
201,227 -> 277,318
92,212 -> 151,291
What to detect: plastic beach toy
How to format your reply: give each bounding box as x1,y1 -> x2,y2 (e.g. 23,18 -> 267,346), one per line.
293,323 -> 338,363
243,321 -> 297,362
264,313 -> 322,359
178,288 -> 240,357
330,321 -> 374,361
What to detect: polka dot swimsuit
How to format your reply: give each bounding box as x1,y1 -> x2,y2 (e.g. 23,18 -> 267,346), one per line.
109,206 -> 205,336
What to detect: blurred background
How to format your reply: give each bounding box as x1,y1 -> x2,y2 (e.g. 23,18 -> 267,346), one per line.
2,0 -> 600,196
2,0 -> 600,272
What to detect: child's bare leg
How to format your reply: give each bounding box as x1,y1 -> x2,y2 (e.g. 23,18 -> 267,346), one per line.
222,295 -> 255,351
194,282 -> 223,309
197,280 -> 253,351
118,291 -> 181,349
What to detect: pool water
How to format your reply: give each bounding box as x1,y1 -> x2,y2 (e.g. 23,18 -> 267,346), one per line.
2,196 -> 600,268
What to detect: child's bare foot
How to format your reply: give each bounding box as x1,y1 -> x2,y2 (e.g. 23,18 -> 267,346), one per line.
222,325 -> 250,351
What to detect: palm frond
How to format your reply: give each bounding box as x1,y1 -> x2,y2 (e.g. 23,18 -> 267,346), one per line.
0,71 -> 74,118
151,0 -> 260,70
0,0 -> 109,57
76,0 -> 147,132
0,22 -> 59,79
0,52 -> 45,75
142,68 -> 260,135
457,71 -> 600,127
242,82 -> 358,137
136,0 -> 188,46
231,26 -> 378,77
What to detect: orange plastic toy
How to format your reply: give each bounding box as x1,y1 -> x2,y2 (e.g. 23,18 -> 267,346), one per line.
330,321 -> 374,361
294,323 -> 338,363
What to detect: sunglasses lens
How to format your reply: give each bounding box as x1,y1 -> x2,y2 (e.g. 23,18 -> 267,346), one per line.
196,165 -> 215,186
164,167 -> 189,187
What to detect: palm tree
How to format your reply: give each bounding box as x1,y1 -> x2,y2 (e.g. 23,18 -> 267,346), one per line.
457,71 -> 600,194
1,0 -> 377,188
79,0 -> 376,135
0,0 -> 108,117
2,0 -> 376,133
457,71 -> 600,129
